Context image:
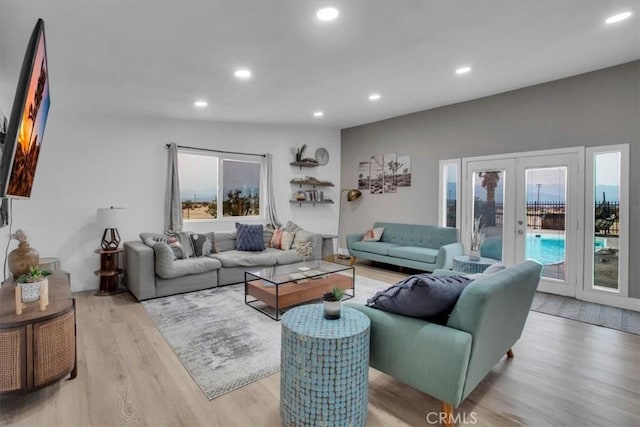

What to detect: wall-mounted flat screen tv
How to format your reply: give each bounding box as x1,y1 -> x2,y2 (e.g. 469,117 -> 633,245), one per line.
0,18 -> 50,199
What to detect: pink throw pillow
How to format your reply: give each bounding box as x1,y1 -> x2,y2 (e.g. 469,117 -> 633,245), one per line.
270,228 -> 284,249
363,227 -> 384,242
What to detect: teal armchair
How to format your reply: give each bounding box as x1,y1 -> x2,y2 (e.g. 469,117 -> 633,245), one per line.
349,260 -> 542,426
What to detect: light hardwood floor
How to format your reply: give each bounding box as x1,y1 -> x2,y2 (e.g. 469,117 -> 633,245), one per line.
1,261 -> 639,426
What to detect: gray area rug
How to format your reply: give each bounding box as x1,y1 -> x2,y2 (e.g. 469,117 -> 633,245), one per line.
142,276 -> 387,400
531,292 -> 640,335
143,275 -> 640,400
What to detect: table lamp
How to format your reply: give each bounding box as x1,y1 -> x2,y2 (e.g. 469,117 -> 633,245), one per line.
96,206 -> 125,250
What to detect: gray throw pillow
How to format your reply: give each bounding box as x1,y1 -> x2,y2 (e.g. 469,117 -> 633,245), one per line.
236,223 -> 265,251
283,220 -> 302,233
167,231 -> 195,258
140,232 -> 186,259
367,274 -> 472,323
292,229 -> 313,249
190,232 -> 216,257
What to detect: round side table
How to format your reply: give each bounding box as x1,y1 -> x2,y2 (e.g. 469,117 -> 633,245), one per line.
452,255 -> 498,274
280,304 -> 370,427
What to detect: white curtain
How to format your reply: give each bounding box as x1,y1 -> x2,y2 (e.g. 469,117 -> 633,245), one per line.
264,153 -> 281,228
165,143 -> 183,232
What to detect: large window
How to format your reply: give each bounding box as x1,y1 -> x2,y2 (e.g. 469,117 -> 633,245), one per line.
178,150 -> 262,220
438,159 -> 460,229
584,145 -> 628,296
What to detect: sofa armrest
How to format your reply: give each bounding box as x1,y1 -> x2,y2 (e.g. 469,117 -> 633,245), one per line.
346,233 -> 365,254
124,241 -> 157,301
347,304 -> 472,407
435,242 -> 465,270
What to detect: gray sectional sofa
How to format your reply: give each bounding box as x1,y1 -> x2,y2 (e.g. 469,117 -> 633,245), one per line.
346,222 -> 462,271
124,223 -> 322,301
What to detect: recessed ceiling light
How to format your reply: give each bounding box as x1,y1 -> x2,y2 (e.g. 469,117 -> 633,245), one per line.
605,11 -> 632,24
234,69 -> 252,79
194,100 -> 208,108
455,66 -> 472,75
313,111 -> 324,117
368,93 -> 381,101
317,7 -> 339,21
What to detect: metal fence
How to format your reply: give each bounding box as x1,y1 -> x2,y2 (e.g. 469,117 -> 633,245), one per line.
447,200 -> 619,237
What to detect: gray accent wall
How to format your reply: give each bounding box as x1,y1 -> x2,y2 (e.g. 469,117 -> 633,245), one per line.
341,61 -> 640,298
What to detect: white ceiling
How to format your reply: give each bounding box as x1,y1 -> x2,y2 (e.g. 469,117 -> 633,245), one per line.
0,1 -> 638,129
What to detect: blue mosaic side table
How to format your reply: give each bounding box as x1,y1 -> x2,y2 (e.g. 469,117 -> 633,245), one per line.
280,304 -> 370,427
452,255 -> 498,274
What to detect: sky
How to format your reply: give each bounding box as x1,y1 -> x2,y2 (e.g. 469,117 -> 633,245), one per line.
177,154 -> 260,202
178,152 -> 217,202
594,152 -> 620,186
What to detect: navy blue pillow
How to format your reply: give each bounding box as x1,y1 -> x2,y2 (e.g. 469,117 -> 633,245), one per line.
367,274 -> 472,323
236,223 -> 265,251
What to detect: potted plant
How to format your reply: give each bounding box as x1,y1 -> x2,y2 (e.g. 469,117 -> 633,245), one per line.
322,287 -> 345,319
468,216 -> 485,261
291,144 -> 307,162
17,266 -> 51,303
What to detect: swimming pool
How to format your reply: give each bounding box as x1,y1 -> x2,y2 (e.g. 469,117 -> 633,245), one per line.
525,233 -> 605,265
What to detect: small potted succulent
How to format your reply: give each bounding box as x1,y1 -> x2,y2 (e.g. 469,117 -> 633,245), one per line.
322,287 -> 345,320
17,266 -> 51,303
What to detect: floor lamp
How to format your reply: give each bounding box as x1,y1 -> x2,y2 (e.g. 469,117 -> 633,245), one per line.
337,189 -> 362,259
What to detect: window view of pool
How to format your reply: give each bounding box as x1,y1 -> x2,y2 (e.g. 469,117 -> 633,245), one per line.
525,233 -> 605,265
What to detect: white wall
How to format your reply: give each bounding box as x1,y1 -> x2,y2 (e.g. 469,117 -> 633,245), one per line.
0,111 -> 340,291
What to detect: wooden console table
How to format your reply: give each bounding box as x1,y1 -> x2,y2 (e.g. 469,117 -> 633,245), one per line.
0,271 -> 77,394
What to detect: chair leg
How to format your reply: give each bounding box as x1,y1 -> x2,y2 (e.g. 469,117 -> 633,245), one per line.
441,401 -> 454,427
349,256 -> 356,266
507,348 -> 514,359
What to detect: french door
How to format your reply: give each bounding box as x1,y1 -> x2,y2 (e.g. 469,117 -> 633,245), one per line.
462,149 -> 582,296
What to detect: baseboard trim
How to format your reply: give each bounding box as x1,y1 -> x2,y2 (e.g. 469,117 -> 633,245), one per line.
575,290 -> 640,312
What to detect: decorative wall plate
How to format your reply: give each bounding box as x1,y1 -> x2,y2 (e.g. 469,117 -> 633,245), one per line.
315,148 -> 329,165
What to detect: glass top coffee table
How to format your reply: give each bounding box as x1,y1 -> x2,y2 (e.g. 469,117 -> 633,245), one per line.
244,260 -> 355,320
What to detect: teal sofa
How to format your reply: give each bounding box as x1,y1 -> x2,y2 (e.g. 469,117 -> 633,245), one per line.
346,222 -> 462,271
348,260 -> 542,426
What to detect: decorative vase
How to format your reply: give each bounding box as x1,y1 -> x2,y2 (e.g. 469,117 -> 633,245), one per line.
468,250 -> 481,261
19,278 -> 47,303
323,300 -> 341,320
8,241 -> 40,278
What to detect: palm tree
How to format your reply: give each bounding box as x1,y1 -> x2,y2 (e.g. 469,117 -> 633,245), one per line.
479,171 -> 500,226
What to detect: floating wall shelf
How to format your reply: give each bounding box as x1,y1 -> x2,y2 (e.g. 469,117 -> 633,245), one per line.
290,200 -> 335,207
290,161 -> 319,170
290,180 -> 335,188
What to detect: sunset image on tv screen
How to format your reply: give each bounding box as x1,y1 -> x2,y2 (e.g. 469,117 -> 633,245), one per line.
7,29 -> 50,198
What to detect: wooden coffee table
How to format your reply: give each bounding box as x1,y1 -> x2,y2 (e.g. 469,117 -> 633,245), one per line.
244,260 -> 355,320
